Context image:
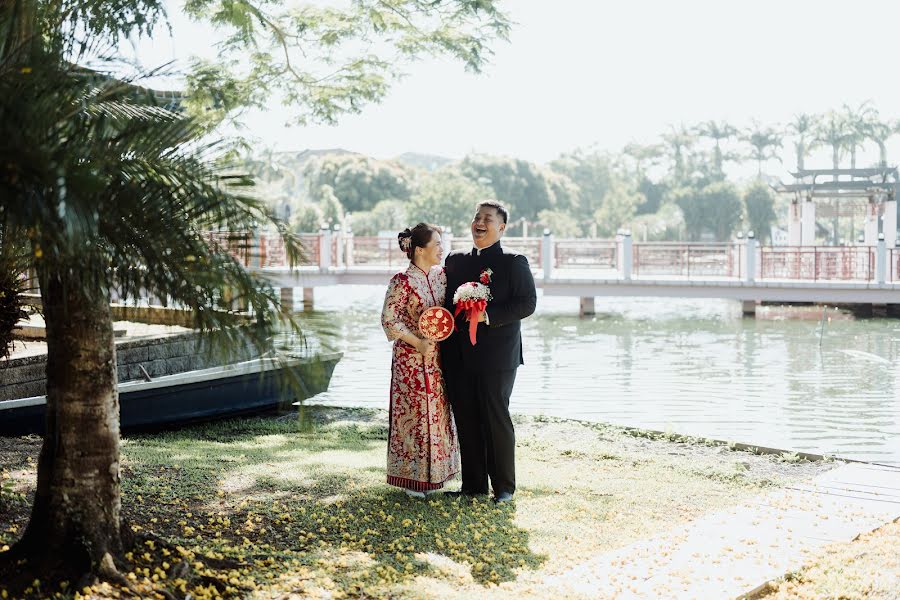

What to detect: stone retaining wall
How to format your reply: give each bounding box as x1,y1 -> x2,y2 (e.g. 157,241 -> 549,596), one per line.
0,332 -> 260,401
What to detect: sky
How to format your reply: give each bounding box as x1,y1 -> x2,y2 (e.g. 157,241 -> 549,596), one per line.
130,0 -> 900,177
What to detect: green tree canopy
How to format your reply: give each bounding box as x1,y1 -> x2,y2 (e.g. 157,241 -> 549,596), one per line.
675,182 -> 743,241
408,167 -> 493,235
304,153 -> 415,213
743,182 -> 777,243
593,181 -> 644,237
459,155 -> 558,221
349,199 -> 410,236
548,149 -> 615,219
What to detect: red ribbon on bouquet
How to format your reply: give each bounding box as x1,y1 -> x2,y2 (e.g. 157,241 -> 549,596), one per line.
454,298 -> 488,346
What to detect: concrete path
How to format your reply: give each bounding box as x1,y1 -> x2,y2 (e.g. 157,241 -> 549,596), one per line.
538,462 -> 900,599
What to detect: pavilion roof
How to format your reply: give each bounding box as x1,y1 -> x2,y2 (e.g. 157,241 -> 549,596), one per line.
773,166 -> 899,200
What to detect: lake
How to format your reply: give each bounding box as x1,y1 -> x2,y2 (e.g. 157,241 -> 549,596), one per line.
294,286 -> 900,466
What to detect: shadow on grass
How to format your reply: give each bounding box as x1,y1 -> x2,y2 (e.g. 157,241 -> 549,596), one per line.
119,409 -> 545,593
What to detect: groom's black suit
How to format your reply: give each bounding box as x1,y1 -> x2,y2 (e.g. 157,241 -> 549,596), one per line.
441,241 -> 537,496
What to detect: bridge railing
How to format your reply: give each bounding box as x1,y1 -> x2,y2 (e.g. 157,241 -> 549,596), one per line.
556,239 -> 617,270
759,246 -> 874,281
218,229 -> 900,285
632,242 -> 741,278
347,236 -> 407,267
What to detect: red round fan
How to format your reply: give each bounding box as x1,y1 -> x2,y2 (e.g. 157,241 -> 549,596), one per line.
418,306 -> 454,341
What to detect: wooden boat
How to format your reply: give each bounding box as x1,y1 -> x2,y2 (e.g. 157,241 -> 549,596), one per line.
0,352 -> 341,435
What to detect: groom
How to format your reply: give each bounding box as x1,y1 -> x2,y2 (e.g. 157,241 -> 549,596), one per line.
441,200 -> 537,503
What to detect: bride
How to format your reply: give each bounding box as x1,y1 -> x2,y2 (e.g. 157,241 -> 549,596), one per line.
380,223 -> 459,498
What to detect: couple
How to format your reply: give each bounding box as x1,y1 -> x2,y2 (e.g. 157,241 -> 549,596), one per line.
380,200 -> 537,503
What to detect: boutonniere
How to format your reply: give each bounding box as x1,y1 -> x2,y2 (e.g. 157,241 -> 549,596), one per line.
479,268 -> 493,284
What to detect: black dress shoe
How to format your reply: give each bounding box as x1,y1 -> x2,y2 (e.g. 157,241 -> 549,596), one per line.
493,491 -> 514,504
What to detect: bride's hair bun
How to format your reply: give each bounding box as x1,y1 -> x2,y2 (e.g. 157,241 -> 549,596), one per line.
397,229 -> 413,253
398,223 -> 441,260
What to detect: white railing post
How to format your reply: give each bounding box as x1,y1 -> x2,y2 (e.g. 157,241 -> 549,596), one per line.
541,228 -> 554,280
345,230 -> 354,267
333,224 -> 344,268
319,226 -> 332,271
745,231 -> 757,283
621,231 -> 633,281
876,233 -> 886,284
441,228 -> 453,265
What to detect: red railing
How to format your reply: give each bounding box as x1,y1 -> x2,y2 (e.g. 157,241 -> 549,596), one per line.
348,236 -> 407,267
208,230 -> 900,285
633,243 -> 740,278
555,239 -> 617,269
760,246 -> 874,281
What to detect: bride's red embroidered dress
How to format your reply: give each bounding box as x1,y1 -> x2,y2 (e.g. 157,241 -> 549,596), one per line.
381,263 -> 459,491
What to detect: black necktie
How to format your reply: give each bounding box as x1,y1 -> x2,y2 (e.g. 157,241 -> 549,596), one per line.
471,248 -> 478,256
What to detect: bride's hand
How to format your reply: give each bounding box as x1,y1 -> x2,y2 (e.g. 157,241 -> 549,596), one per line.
416,338 -> 436,357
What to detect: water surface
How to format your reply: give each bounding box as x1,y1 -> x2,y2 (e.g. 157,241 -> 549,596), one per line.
296,286 -> 900,466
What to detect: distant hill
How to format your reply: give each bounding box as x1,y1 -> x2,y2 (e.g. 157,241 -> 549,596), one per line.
394,152 -> 455,171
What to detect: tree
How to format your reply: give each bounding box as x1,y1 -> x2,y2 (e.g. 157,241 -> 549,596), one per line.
317,184 -> 346,227
349,199 -> 410,236
291,202 -> 325,233
622,142 -> 664,179
788,113 -> 821,171
549,149 -> 615,220
537,210 -> 581,237
842,101 -> 877,169
408,168 -> 493,235
743,183 -> 777,243
675,182 -> 742,241
304,154 -> 415,213
0,0 -> 510,589
816,111 -> 852,178
859,109 -> 898,167
181,1 -> 511,127
0,54 -> 305,587
695,121 -> 739,178
593,182 -> 643,237
459,155 -> 556,220
743,120 -> 783,178
660,124 -> 696,183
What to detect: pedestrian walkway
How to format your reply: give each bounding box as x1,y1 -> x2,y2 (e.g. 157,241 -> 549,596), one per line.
538,462 -> 900,599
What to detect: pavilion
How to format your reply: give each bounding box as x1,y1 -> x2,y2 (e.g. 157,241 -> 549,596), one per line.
773,167 -> 898,247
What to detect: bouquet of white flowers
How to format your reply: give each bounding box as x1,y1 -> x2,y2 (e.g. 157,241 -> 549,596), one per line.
452,281 -> 492,345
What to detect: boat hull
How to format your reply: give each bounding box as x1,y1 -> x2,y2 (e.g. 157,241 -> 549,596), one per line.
0,354 -> 341,436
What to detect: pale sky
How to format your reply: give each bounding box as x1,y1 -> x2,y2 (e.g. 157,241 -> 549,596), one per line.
131,0 -> 900,176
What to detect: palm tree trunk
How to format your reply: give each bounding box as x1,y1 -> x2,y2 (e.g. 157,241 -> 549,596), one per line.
878,141 -> 887,167
14,263 -> 125,573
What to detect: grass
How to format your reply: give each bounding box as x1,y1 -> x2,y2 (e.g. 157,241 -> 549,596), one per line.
0,406 -> 838,599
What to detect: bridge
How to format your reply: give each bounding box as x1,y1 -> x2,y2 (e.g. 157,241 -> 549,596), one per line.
212,230 -> 900,316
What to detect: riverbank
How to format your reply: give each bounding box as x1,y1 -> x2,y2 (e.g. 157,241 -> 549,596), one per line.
0,406 -> 889,598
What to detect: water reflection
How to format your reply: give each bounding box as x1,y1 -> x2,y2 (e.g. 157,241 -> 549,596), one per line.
297,287 -> 900,466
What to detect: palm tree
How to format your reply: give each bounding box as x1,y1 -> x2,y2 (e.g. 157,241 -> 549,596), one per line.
622,142 -> 664,178
862,114 -> 899,167
694,120 -> 738,177
660,124 -> 695,183
842,101 -> 878,169
743,120 -> 783,178
816,111 -> 852,180
788,113 -> 821,172
0,24 -> 302,587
